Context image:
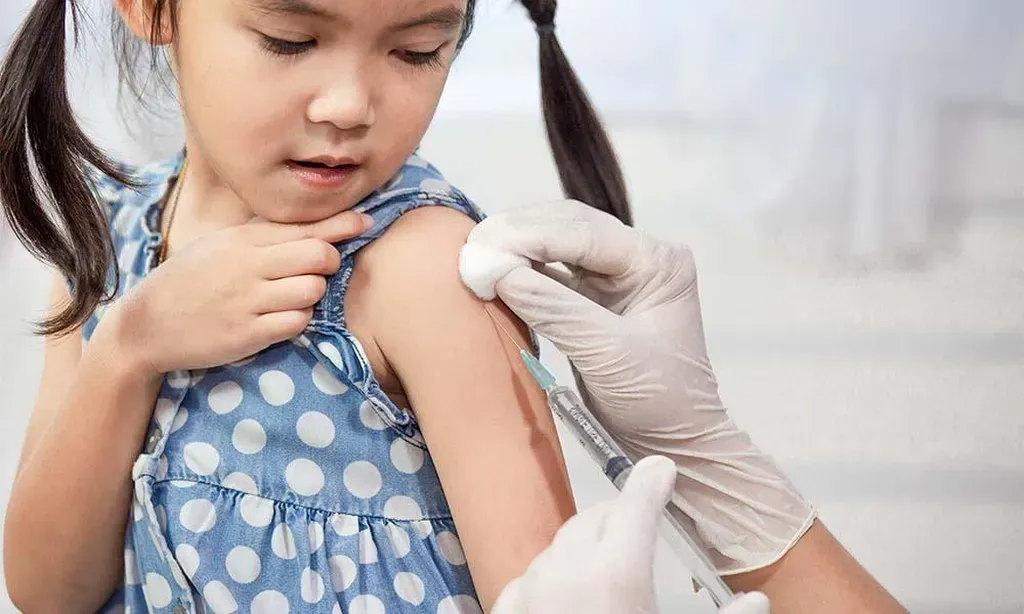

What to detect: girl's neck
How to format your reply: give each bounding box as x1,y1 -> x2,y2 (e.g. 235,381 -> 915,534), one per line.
165,151 -> 254,257
177,156 -> 254,229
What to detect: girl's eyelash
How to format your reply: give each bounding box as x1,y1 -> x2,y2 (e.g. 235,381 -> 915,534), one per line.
395,48 -> 445,70
260,34 -> 316,57
258,33 -> 444,70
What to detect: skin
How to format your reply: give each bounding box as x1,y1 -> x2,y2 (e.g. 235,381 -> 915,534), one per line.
347,206 -> 577,608
6,0 -> 575,611
730,520 -> 908,614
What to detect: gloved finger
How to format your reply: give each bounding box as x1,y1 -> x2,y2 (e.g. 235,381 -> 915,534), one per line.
548,501 -> 615,554
534,262 -> 578,291
467,200 -> 642,278
494,267 -> 620,364
606,456 -> 677,559
490,577 -> 526,614
720,592 -> 771,614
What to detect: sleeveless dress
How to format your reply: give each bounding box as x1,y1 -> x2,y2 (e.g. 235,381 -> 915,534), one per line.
87,151 -> 487,614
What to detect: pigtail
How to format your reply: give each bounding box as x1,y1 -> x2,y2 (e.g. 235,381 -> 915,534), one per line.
0,0 -> 130,336
518,0 -> 634,226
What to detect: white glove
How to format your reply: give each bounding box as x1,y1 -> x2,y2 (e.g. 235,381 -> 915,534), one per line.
462,201 -> 816,575
491,455 -> 675,614
721,593 -> 772,614
491,455 -> 771,614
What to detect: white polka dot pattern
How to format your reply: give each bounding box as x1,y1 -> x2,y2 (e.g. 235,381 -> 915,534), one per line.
251,590 -> 290,614
143,573 -> 172,608
328,555 -> 357,591
271,523 -> 297,560
350,594 -> 387,614
296,411 -> 335,448
300,567 -> 325,603
395,571 -> 427,605
259,370 -> 295,406
344,461 -> 382,499
89,155 -> 486,613
179,499 -> 217,534
203,581 -> 238,613
208,380 -> 243,414
226,546 -> 262,584
285,458 -> 326,496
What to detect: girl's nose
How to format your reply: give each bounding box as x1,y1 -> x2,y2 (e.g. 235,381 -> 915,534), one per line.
307,70 -> 376,131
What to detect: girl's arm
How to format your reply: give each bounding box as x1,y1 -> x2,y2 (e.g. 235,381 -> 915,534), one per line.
5,275 -> 164,614
6,211 -> 369,613
351,206 -> 578,611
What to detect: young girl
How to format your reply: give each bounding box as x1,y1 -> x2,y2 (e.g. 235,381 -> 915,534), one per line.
0,0 -> 632,612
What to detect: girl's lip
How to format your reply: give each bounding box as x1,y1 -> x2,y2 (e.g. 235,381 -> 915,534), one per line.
295,155 -> 359,167
286,160 -> 360,190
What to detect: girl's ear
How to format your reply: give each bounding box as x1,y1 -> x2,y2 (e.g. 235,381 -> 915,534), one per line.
114,0 -> 174,45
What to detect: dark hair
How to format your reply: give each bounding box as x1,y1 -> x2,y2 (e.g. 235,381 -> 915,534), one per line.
0,1 -> 135,336
517,0 -> 633,227
0,0 -> 185,337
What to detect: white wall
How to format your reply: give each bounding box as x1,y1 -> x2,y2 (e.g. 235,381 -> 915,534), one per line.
2,1 -> 1023,612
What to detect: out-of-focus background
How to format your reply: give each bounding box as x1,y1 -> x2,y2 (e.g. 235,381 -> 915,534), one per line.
3,1 -> 1023,612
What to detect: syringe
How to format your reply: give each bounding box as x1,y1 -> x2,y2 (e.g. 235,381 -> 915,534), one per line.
520,349 -> 735,608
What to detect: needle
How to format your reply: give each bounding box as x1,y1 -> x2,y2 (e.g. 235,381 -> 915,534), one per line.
483,303 -> 527,353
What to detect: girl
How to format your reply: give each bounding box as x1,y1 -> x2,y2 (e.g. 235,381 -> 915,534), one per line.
0,0 -> 633,612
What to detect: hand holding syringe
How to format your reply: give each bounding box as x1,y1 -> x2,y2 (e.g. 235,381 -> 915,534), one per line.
517,344 -> 736,607
482,298 -> 734,606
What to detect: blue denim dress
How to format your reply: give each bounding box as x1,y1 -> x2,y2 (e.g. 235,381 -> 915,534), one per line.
87,151 -> 486,614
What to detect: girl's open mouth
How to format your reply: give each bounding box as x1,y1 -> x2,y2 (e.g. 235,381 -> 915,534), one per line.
286,160 -> 360,190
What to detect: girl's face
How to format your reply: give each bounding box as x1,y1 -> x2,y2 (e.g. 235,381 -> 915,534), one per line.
169,0 -> 468,223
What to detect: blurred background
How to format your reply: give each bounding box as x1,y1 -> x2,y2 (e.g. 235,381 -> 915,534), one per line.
2,0 -> 1023,612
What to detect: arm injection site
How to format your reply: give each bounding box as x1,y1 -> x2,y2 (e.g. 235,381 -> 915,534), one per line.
459,242 -> 532,302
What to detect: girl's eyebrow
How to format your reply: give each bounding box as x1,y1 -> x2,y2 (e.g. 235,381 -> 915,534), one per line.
251,0 -> 465,32
253,0 -> 331,19
392,6 -> 466,32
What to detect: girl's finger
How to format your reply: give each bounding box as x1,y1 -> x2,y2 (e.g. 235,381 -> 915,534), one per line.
246,210 -> 373,246
253,275 -> 328,313
254,308 -> 315,347
258,238 -> 341,279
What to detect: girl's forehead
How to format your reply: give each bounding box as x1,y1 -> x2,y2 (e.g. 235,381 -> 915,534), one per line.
244,0 -> 468,28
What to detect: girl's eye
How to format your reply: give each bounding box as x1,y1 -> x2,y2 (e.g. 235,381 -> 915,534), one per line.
260,34 -> 316,57
393,48 -> 445,69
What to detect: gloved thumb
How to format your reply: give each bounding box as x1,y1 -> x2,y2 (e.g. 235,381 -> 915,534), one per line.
609,455 -> 677,556
720,592 -> 771,614
495,266 -> 620,366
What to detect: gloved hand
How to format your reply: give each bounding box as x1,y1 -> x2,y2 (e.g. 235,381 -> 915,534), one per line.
491,455 -> 771,614
462,201 -> 816,575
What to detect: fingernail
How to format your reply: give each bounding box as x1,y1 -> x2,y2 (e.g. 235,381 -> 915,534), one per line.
359,213 -> 374,229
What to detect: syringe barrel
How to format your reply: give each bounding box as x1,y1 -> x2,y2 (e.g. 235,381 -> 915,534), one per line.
547,386 -> 634,486
547,385 -> 735,607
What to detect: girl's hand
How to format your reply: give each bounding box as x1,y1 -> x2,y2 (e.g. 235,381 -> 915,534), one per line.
106,210 -> 372,376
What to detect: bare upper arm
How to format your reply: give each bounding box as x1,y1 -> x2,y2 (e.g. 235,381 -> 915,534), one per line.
349,206 -> 577,610
17,273 -> 84,472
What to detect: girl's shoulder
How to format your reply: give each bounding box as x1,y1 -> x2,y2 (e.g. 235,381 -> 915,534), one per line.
333,152 -> 485,263
86,151 -> 185,239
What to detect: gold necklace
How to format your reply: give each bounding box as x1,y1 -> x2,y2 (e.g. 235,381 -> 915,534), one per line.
159,157 -> 189,265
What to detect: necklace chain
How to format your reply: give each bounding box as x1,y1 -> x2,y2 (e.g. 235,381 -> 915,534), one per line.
159,157 -> 189,265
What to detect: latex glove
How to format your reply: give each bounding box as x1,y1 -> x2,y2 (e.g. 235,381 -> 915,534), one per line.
492,455 -> 771,614
721,593 -> 772,614
462,201 -> 815,575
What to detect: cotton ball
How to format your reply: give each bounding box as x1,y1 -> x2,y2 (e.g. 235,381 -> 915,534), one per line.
458,243 -> 531,301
